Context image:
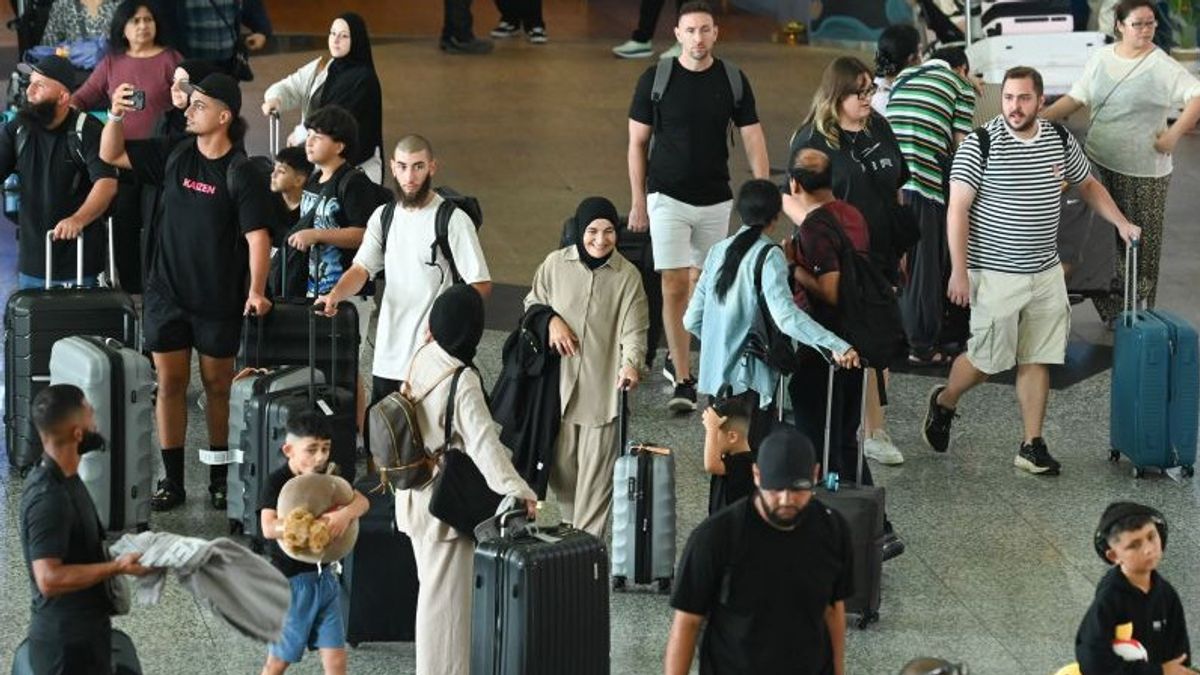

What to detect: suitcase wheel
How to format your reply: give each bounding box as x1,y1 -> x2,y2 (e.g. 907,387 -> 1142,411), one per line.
656,578 -> 672,595
1132,466 -> 1145,479
612,576 -> 626,591
855,611 -> 879,630
136,522 -> 150,533
348,641 -> 359,649
1108,450 -> 1120,463
1182,465 -> 1195,478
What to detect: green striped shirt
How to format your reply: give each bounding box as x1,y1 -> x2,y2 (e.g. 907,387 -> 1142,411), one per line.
884,61 -> 976,205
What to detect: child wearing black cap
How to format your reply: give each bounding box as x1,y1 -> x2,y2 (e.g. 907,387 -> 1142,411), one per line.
1073,501 -> 1192,674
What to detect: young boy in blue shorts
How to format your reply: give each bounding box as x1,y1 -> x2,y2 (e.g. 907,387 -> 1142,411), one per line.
259,411 -> 367,675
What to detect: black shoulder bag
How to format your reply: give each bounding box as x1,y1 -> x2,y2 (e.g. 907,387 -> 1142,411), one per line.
428,367 -> 504,539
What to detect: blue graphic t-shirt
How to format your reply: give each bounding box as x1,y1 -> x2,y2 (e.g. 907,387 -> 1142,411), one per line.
297,164 -> 380,296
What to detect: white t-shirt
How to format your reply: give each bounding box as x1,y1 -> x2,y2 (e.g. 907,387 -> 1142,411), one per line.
1069,45 -> 1200,177
352,193 -> 490,379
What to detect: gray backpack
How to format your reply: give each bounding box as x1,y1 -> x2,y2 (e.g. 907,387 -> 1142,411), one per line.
649,57 -> 744,156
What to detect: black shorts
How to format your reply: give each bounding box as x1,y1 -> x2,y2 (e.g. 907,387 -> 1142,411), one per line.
143,288 -> 242,358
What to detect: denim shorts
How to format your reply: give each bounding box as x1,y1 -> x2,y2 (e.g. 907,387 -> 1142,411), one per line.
268,569 -> 345,663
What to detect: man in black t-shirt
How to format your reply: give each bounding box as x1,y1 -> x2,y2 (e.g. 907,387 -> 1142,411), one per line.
0,55 -> 117,289
665,426 -> 853,675
101,73 -> 274,513
20,385 -> 151,674
627,1 -> 768,414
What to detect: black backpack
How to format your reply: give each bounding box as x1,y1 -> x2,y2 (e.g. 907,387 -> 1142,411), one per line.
377,186 -> 482,284
825,222 -> 907,369
973,120 -> 1070,168
744,244 -> 805,375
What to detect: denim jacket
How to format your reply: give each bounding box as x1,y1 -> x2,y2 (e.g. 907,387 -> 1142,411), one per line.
684,227 -> 851,407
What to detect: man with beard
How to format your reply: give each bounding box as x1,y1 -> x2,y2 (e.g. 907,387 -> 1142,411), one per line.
665,427 -> 853,675
922,66 -> 1140,475
100,73 -> 274,512
20,385 -> 153,674
627,1 -> 768,414
0,55 -> 117,289
314,134 -> 491,402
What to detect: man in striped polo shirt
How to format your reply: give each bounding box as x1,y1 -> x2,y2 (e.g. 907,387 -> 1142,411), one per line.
922,66 -> 1140,475
886,47 -> 976,367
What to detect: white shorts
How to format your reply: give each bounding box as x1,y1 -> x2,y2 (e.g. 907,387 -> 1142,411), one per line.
647,192 -> 733,270
349,294 -> 374,352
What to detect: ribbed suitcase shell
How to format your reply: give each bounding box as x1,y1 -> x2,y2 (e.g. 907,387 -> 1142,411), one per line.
226,366 -> 323,532
611,449 -> 676,587
237,301 -> 359,390
1150,310 -> 1199,471
4,288 -> 135,472
238,385 -> 356,539
471,526 -> 610,675
1111,311 -> 1172,470
49,336 -> 153,532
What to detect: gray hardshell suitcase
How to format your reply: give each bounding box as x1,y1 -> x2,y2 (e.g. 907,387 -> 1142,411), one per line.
49,335 -> 153,532
224,365 -> 323,533
814,366 -> 884,628
610,388 -> 675,593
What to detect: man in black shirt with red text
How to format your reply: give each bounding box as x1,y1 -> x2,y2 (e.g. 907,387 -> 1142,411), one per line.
101,73 -> 273,512
665,426 -> 853,675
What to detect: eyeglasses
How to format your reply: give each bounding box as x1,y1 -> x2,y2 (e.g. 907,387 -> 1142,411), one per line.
852,84 -> 878,100
1126,19 -> 1157,30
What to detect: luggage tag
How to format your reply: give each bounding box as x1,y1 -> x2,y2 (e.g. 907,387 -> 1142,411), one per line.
199,448 -> 244,466
317,399 -> 333,415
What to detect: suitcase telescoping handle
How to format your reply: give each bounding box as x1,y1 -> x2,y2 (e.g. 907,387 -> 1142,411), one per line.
821,364 -> 869,490
43,230 -> 84,289
618,381 -> 630,455
42,218 -> 122,290
308,306 -> 339,410
1122,238 -> 1141,328
268,110 -> 281,158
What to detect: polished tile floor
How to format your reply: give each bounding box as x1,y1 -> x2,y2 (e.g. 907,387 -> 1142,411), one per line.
3,8 -> 1200,673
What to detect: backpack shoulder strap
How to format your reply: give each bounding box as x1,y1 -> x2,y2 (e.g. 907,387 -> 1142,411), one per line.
1048,121 -> 1071,157
334,164 -> 361,204
14,121 -> 28,159
650,57 -> 673,103
973,125 -> 991,168
68,111 -> 87,169
442,366 -> 468,444
752,243 -> 777,319
433,198 -> 462,283
378,200 -> 396,254
225,151 -> 249,198
721,59 -> 743,108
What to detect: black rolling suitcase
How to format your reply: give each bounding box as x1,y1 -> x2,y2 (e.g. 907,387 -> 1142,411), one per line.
4,230 -> 135,474
814,366 -> 884,628
342,477 -> 419,646
471,511 -> 610,675
241,249 -> 360,391
237,311 -> 357,542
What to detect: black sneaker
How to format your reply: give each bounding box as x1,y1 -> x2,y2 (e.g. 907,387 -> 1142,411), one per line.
1015,437 -> 1061,475
881,531 -> 906,562
208,484 -> 227,510
922,384 -> 957,453
490,21 -> 521,38
662,355 -> 676,385
151,479 -> 186,512
668,378 -> 698,414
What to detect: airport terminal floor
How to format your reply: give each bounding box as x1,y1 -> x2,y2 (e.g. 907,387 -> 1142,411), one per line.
2,1 -> 1200,673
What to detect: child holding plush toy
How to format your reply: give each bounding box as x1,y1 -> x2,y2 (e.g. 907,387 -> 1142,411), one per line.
259,411 -> 368,675
1072,501 -> 1193,675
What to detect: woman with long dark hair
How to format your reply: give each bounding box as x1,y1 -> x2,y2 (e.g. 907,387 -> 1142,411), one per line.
684,179 -> 858,447
263,12 -> 383,182
871,23 -> 921,115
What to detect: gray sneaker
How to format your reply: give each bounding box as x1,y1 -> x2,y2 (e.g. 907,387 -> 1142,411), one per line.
612,39 -> 652,59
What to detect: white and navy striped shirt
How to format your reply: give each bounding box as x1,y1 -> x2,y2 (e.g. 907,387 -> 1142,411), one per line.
950,116 -> 1091,274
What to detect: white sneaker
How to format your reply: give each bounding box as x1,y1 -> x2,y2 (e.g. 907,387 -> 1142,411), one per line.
612,39 -> 653,59
658,43 -> 682,60
864,429 -> 904,465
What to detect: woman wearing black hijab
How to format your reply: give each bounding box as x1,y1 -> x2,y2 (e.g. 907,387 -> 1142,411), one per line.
262,12 -> 384,182
398,284 -> 536,675
522,196 -> 649,537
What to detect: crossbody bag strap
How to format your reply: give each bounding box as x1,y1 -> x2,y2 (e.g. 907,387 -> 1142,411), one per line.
441,366 -> 469,452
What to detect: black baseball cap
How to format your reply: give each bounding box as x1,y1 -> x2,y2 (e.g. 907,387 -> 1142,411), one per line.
17,55 -> 79,92
756,427 -> 817,491
182,73 -> 242,115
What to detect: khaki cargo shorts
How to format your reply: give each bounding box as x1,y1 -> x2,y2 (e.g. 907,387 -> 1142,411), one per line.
966,265 -> 1070,375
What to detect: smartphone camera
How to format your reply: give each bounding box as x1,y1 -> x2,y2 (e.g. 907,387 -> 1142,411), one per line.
129,89 -> 146,111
